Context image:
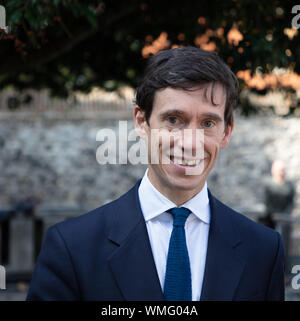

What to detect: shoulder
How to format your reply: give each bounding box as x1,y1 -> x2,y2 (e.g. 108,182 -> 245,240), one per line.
210,196 -> 284,300
48,183 -> 137,243
287,180 -> 295,192
55,201 -> 114,232
44,202 -> 112,251
211,193 -> 281,250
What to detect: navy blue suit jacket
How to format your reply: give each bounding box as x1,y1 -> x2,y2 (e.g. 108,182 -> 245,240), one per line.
27,180 -> 285,301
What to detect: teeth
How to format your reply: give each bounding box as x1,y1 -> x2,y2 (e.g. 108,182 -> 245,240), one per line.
185,160 -> 196,166
173,158 -> 183,164
172,158 -> 201,166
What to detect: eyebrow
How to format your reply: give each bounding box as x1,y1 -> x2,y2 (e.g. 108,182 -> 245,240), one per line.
159,109 -> 223,122
159,109 -> 185,120
200,112 -> 223,122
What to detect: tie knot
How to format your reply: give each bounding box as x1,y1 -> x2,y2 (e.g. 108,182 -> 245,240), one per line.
168,207 -> 191,227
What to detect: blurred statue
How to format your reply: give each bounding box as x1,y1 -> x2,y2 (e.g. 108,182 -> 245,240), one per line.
262,160 -> 295,227
259,160 -> 295,274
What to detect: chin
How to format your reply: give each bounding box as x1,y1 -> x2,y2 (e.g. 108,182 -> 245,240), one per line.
148,157 -> 212,194
165,174 -> 206,192
158,164 -> 207,192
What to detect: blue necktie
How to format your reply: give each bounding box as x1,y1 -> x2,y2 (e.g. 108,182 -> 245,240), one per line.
164,207 -> 192,301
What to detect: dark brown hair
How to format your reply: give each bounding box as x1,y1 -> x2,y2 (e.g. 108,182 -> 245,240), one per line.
135,46 -> 239,127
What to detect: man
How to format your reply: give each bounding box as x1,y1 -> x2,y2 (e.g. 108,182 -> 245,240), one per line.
260,159 -> 295,275
263,160 -> 295,228
27,47 -> 284,301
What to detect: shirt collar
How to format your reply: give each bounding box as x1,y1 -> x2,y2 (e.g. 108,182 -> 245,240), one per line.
138,169 -> 210,224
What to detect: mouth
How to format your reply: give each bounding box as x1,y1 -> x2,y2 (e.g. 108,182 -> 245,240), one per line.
169,155 -> 203,167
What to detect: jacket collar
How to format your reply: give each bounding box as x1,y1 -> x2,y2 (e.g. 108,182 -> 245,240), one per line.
107,180 -> 164,300
200,190 -> 245,300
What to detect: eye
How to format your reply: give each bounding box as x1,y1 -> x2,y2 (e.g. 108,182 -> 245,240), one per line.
203,120 -> 215,128
167,116 -> 180,125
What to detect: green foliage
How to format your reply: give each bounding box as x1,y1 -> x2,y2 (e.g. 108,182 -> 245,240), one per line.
0,0 -> 299,115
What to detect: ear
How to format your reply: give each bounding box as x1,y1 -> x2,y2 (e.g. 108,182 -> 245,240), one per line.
220,118 -> 234,149
134,106 -> 148,140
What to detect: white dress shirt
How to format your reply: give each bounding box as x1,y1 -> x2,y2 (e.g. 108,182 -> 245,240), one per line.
138,169 -> 211,301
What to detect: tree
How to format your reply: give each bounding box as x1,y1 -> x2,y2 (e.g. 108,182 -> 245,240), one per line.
0,0 -> 299,113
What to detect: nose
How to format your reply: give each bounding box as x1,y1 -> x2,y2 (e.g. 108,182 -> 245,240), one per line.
178,124 -> 204,159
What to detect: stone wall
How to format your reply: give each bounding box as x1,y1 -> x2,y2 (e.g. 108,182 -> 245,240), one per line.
211,115 -> 300,214
0,111 -> 299,218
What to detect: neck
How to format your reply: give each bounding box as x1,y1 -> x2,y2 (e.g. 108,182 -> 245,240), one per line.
272,176 -> 285,185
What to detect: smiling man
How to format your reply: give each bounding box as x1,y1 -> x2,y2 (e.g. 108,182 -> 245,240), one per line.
27,47 -> 285,301
135,83 -> 231,205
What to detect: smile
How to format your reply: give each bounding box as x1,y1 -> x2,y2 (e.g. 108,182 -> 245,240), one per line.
169,155 -> 203,167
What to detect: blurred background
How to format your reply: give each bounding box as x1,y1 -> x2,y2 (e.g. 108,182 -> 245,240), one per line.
0,0 -> 300,300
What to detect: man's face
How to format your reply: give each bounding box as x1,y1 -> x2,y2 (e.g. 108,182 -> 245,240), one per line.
272,160 -> 286,180
134,83 -> 233,197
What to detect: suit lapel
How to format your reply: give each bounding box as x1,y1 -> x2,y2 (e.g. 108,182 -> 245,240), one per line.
200,190 -> 246,301
107,181 -> 164,300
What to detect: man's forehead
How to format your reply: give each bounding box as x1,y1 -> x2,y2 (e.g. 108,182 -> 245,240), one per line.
153,83 -> 227,110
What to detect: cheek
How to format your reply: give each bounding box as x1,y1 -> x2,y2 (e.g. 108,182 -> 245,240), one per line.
151,131 -> 176,150
204,135 -> 222,154
146,130 -> 174,163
